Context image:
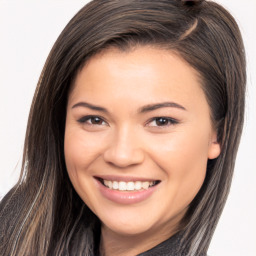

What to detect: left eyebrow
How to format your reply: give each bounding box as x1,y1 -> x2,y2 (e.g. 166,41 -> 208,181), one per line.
138,102 -> 186,113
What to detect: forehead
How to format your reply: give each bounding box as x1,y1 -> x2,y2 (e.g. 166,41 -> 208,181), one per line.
68,46 -> 207,113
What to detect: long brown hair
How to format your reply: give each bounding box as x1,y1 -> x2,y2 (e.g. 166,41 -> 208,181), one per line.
0,0 -> 246,255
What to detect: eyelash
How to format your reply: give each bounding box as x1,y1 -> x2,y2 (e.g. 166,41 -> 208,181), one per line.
77,115 -> 108,126
146,117 -> 179,127
77,115 -> 179,127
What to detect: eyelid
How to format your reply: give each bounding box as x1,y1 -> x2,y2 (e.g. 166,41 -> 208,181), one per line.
77,115 -> 109,126
146,117 -> 179,127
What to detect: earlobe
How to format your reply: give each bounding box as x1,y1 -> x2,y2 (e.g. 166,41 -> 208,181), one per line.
208,133 -> 221,160
208,141 -> 221,160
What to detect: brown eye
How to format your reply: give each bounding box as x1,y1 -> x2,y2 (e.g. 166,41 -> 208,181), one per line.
77,116 -> 107,126
90,117 -> 104,125
147,117 -> 179,127
155,117 -> 169,126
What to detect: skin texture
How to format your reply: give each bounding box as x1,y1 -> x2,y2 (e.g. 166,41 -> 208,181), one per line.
64,46 -> 221,256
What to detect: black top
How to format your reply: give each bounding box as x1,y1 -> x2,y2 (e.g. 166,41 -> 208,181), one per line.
94,232 -> 184,256
137,232 -> 182,256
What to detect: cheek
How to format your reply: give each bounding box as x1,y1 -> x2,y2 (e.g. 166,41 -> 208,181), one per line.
148,127 -> 210,205
150,127 -> 209,167
64,126 -> 103,166
64,127 -> 106,213
64,127 -> 101,190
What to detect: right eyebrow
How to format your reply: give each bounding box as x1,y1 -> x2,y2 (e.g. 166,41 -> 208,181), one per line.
71,102 -> 109,113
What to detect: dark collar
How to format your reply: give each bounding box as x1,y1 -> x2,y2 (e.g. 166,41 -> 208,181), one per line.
136,232 -> 183,256
94,231 -> 185,256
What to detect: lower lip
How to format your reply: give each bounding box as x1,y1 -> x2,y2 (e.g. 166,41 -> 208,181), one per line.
95,179 -> 159,205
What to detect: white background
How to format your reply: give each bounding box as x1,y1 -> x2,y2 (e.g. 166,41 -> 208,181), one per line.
0,1 -> 255,255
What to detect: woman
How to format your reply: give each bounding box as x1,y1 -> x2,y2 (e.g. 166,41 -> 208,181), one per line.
0,0 -> 246,255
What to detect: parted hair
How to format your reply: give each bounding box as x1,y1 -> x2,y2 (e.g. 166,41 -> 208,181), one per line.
0,0 -> 246,255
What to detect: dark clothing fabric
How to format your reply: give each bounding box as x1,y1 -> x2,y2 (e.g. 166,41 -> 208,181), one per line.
137,232 -> 182,256
94,232 -> 186,256
96,231 -> 207,256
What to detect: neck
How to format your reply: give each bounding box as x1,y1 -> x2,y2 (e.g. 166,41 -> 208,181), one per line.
100,223 -> 178,256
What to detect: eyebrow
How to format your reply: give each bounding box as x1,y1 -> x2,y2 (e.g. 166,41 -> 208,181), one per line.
138,102 -> 186,113
72,102 -> 109,113
71,101 -> 186,113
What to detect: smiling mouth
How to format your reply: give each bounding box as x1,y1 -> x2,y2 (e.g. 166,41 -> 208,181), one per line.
96,178 -> 161,192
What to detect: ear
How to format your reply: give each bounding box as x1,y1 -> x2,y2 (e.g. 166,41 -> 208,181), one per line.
208,131 -> 221,160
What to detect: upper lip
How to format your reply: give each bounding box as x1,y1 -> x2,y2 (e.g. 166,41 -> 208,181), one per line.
94,175 -> 159,182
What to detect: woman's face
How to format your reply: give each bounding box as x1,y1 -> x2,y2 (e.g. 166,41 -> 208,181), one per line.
65,46 -> 220,241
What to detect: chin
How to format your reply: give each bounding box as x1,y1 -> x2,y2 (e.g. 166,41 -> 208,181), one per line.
97,206 -> 159,236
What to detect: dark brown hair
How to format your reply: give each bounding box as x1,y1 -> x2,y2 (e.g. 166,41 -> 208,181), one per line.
0,0 -> 246,255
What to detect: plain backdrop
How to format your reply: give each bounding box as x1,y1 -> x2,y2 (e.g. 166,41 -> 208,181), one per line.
0,1 -> 255,255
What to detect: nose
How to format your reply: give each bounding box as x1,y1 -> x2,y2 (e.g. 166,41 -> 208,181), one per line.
103,126 -> 145,168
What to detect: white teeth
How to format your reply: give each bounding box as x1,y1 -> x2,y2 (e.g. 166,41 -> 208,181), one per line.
103,180 -> 157,191
112,181 -> 119,190
142,181 -> 149,189
104,180 -> 113,189
127,182 -> 135,191
119,181 -> 127,191
108,180 -> 113,189
135,181 -> 142,190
